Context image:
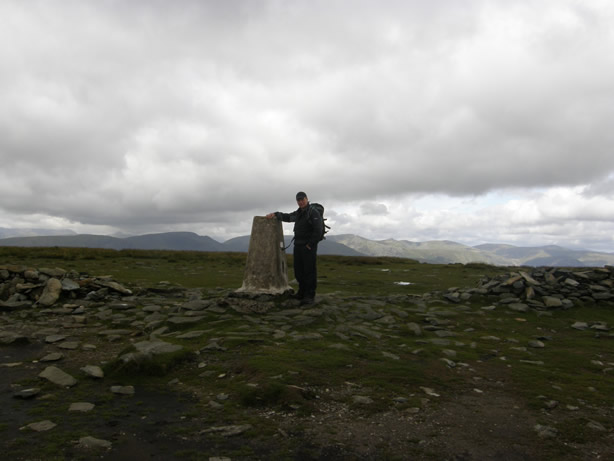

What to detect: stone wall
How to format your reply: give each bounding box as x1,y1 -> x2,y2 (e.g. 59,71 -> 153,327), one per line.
442,266 -> 614,311
0,264 -> 132,310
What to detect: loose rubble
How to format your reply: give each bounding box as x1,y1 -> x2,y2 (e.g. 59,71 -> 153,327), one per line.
459,266 -> 614,309
1,264 -> 133,310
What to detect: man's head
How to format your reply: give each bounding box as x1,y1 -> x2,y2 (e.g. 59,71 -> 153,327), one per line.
296,191 -> 309,209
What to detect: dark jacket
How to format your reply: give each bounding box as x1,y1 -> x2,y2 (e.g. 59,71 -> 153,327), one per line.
277,204 -> 323,247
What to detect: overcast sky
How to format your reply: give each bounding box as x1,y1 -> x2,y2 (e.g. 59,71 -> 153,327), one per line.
2,0 -> 614,251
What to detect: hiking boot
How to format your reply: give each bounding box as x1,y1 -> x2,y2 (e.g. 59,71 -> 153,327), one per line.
299,297 -> 315,306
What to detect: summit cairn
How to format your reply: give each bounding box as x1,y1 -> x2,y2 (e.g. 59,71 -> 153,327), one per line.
236,216 -> 291,295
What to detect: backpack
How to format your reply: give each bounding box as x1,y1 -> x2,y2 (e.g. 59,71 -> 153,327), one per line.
308,203 -> 330,241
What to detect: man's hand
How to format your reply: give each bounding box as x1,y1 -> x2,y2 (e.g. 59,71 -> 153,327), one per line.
266,213 -> 275,219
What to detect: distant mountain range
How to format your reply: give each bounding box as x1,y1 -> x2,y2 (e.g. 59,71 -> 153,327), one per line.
1,229 -> 614,267
0,227 -> 76,239
326,235 -> 614,267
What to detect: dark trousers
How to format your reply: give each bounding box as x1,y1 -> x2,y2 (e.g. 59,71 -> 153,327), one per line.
293,243 -> 318,298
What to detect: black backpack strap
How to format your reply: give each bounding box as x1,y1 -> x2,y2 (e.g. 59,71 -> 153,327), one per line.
283,236 -> 294,251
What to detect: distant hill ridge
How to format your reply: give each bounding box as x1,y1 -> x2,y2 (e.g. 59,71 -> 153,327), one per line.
1,231 -> 614,267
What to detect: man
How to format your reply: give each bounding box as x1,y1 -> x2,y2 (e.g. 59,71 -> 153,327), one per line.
266,191 -> 323,305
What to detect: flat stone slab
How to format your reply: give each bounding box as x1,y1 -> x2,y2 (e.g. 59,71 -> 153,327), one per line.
110,385 -> 135,395
167,316 -> 204,325
39,366 -> 77,387
176,330 -> 207,339
39,267 -> 66,277
69,402 -> 95,412
542,296 -> 563,307
45,334 -> 67,343
77,436 -> 112,449
508,303 -> 529,312
13,388 -> 41,399
99,281 -> 132,295
81,365 -> 104,378
23,420 -> 57,432
434,330 -> 457,337
98,329 -> 133,336
200,424 -> 253,437
61,279 -> 80,291
352,395 -> 374,404
40,352 -> 64,362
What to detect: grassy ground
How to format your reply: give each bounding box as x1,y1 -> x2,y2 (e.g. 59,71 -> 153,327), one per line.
0,246 -> 509,295
1,247 -> 613,460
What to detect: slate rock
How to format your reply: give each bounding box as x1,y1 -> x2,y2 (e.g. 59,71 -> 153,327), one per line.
434,330 -> 456,338
45,334 -> 67,343
107,302 -> 134,310
61,278 -> 81,291
77,436 -> 112,449
81,365 -> 104,378
40,352 -> 64,362
24,269 -> 39,280
167,316 -> 204,325
23,420 -> 57,432
542,296 -> 563,308
420,387 -> 440,397
382,351 -> 400,360
38,278 -> 63,306
586,420 -> 607,432
201,425 -> 253,437
39,366 -> 77,387
176,330 -> 206,339
182,299 -> 212,310
13,388 -> 41,399
441,358 -> 456,368
98,280 -> 132,295
534,424 -> 558,438
69,402 -> 95,412
39,267 -> 66,278
508,303 -> 529,312
110,385 -> 135,395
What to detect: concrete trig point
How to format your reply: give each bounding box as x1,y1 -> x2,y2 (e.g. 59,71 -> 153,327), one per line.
236,216 -> 291,294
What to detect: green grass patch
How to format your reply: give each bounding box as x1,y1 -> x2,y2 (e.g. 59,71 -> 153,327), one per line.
0,247 -> 508,295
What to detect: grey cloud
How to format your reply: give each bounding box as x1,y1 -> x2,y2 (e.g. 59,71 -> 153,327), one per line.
1,0 -> 614,249
359,203 -> 389,216
582,177 -> 614,197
